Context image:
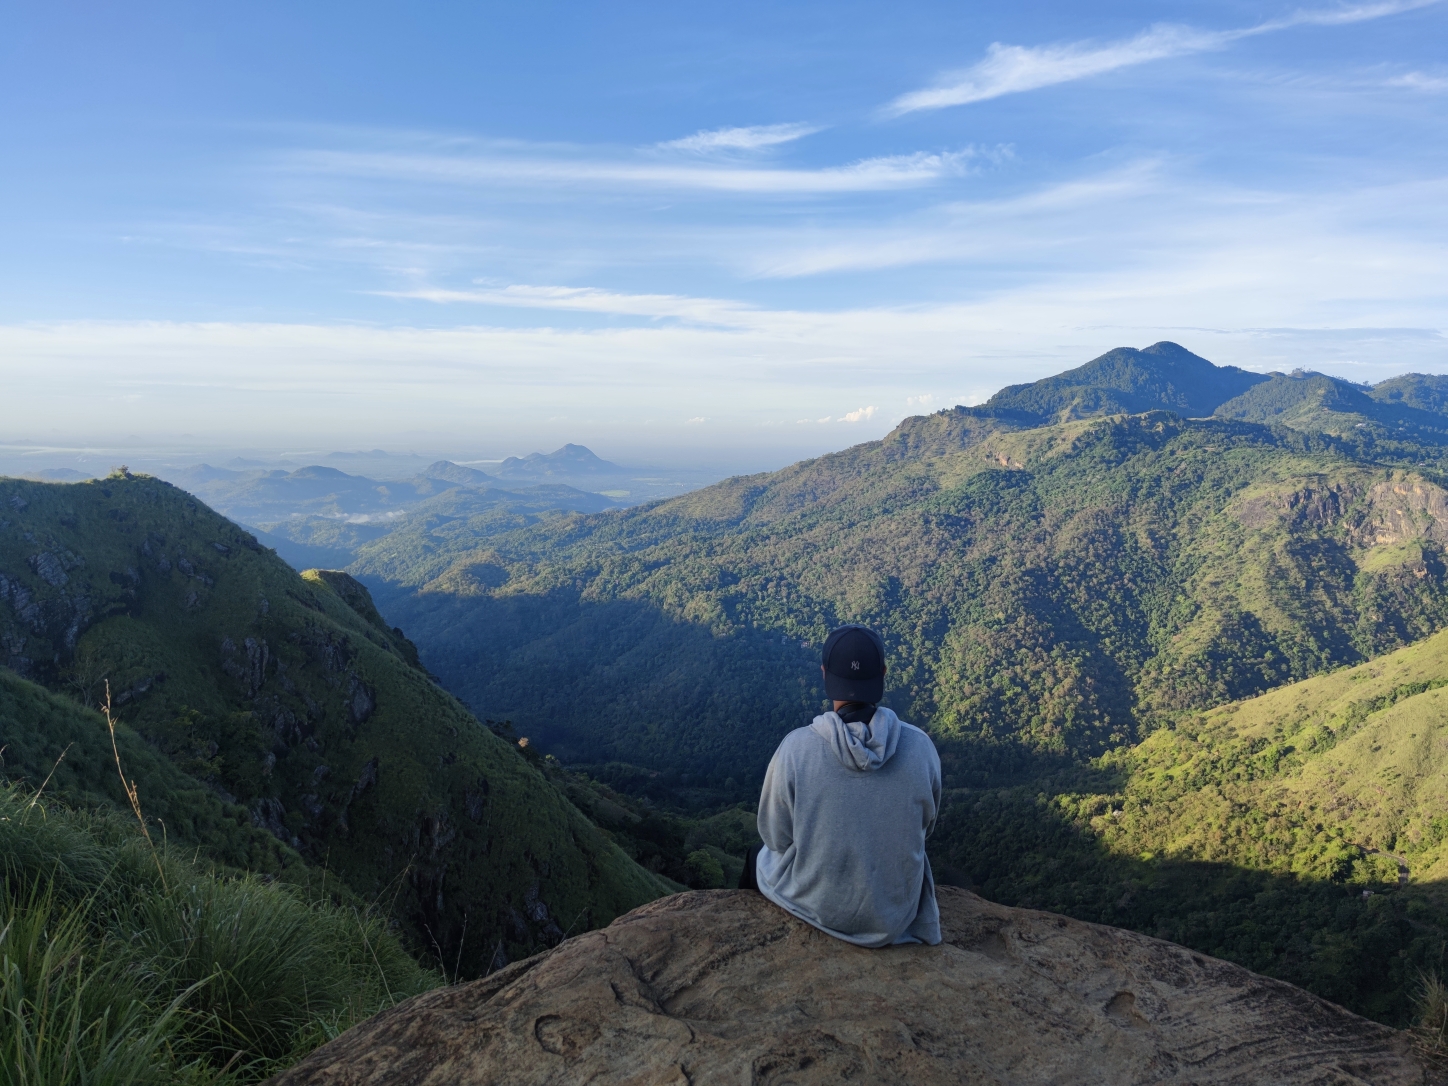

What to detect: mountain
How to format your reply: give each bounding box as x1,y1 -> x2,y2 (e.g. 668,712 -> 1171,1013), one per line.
273,888 -> 1426,1086
168,464 -> 424,523
979,341 -> 1269,422
0,472 -> 670,974
418,460 -> 499,487
247,523 -> 360,572
1216,369 -> 1448,443
933,621 -> 1448,1025
339,344 -> 1448,1023
165,461 -> 622,573
361,405 -> 1448,790
346,483 -> 623,589
482,446 -> 730,502
492,443 -> 621,480
1373,373 -> 1448,415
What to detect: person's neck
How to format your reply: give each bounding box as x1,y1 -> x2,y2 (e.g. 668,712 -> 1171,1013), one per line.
833,700 -> 877,723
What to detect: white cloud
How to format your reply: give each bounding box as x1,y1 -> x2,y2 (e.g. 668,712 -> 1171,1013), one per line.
840,406 -> 878,423
295,148 -> 973,194
1388,71 -> 1448,90
906,393 -> 936,407
6,166 -> 1447,453
380,284 -> 759,326
687,416 -> 707,423
659,123 -> 821,153
884,0 -> 1442,114
748,160 -> 1164,278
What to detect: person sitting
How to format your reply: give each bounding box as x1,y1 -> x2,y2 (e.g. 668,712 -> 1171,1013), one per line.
739,623 -> 942,947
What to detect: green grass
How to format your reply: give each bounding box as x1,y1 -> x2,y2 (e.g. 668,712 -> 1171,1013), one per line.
1110,624 -> 1448,885
926,624 -> 1448,1026
0,782 -> 439,1084
0,668 -> 301,875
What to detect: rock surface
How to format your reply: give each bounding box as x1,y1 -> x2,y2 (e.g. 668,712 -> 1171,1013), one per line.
271,887 -> 1427,1085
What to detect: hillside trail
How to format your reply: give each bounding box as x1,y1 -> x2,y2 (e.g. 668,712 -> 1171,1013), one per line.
1359,845 -> 1412,887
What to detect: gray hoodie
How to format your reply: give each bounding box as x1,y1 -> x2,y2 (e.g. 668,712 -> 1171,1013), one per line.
754,705 -> 942,947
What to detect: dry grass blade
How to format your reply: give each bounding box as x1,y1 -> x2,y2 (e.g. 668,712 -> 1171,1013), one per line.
103,679 -> 167,890
23,741 -> 73,821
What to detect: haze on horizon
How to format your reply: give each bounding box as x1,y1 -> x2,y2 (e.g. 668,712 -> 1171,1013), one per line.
2,0 -> 1446,466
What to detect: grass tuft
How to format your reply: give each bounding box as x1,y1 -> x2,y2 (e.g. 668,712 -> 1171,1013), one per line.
0,782 -> 440,1083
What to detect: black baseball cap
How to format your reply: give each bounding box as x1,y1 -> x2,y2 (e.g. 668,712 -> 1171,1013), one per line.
821,624 -> 886,703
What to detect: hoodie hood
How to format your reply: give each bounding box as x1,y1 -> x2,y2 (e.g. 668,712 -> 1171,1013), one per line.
809,705 -> 902,771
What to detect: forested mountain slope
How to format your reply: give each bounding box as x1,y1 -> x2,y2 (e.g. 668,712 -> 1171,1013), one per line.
1216,369 -> 1448,443
932,624 -> 1448,1025
367,405 -> 1448,790
981,340 -> 1267,421
0,666 -> 303,873
0,473 -> 670,974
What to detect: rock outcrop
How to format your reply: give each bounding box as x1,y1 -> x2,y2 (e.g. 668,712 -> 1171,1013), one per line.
270,887 -> 1428,1085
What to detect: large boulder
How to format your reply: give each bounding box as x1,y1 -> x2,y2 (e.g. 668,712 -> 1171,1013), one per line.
271,888 -> 1426,1085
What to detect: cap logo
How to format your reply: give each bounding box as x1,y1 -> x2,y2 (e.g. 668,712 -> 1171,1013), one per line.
851,660 -> 860,670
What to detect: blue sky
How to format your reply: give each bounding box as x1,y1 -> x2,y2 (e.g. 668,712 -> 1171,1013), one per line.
3,0 -> 1446,465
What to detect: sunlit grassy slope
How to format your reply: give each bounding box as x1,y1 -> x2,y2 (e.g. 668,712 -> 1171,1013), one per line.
925,627 -> 1448,1026
0,473 -> 670,976
1109,625 -> 1448,886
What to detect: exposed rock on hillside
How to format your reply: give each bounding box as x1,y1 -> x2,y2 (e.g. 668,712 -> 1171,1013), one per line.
270,887 -> 1426,1085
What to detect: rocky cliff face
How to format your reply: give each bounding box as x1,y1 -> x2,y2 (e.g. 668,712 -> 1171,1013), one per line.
270,887 -> 1428,1085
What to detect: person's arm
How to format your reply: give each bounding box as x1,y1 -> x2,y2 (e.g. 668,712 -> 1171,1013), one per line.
756,738 -> 796,853
923,738 -> 942,840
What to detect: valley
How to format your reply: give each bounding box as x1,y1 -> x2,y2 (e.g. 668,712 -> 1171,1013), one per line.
0,471 -> 673,981
318,343 -> 1448,1027
7,343 -> 1448,1078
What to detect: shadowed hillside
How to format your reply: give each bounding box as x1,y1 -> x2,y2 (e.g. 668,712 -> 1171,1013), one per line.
0,472 -> 671,975
0,666 -> 305,873
1217,369 -> 1448,443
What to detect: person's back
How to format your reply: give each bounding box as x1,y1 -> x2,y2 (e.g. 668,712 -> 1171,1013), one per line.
746,624 -> 942,948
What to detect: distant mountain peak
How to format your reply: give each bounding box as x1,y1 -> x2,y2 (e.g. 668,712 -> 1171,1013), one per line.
495,444 -> 620,478
287,465 -> 357,480
420,460 -> 498,487
978,343 -> 1269,423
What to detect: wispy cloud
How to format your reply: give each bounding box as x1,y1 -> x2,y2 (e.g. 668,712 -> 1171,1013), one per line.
379,283 -> 760,326
659,123 -> 820,153
884,0 -> 1442,114
840,405 -> 878,423
1387,70 -> 1448,90
295,148 -> 972,194
750,160 -> 1162,277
